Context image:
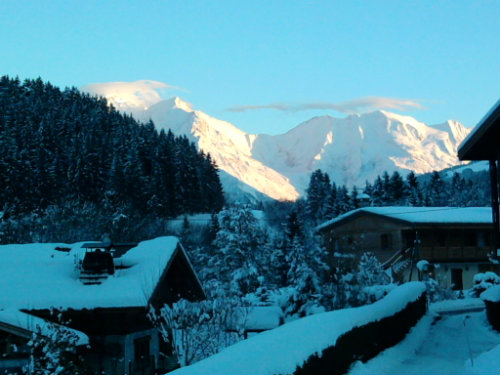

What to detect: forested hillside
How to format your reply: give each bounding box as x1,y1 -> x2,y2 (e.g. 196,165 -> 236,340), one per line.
0,76 -> 224,243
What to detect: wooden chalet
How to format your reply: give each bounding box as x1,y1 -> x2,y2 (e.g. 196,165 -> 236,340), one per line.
316,207 -> 499,289
0,237 -> 205,375
458,99 -> 500,256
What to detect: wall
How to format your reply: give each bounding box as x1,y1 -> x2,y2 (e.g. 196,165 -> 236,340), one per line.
322,215 -> 407,266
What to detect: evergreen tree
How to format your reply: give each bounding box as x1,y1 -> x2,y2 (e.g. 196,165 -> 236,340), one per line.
406,171 -> 422,206
207,205 -> 266,297
305,169 -> 331,223
389,171 -> 406,205
426,171 -> 448,206
371,176 -> 384,206
448,172 -> 465,206
335,185 -> 352,215
323,182 -> 338,220
350,186 -> 359,209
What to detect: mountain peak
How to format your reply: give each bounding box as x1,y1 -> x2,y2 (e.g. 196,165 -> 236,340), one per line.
431,119 -> 469,144
163,96 -> 194,112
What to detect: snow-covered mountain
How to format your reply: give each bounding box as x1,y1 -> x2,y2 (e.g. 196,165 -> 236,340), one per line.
141,99 -> 470,200
83,83 -> 471,201
251,111 -> 471,194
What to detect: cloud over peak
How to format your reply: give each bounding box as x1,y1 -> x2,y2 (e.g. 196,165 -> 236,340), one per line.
81,80 -> 181,110
226,96 -> 426,114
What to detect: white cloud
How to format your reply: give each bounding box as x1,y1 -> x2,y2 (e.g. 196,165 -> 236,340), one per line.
81,80 -> 181,110
226,96 -> 426,114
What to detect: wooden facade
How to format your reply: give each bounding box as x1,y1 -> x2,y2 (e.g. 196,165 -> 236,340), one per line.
318,209 -> 498,289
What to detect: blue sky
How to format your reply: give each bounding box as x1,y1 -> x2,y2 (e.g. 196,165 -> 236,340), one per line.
1,1 -> 499,134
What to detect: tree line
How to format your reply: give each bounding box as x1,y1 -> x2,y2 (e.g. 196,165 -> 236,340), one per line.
304,168 -> 490,225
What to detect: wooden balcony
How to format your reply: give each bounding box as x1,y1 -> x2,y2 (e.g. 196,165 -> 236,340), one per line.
419,246 -> 491,262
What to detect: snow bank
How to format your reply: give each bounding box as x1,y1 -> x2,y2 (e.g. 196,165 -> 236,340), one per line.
0,236 -> 179,310
465,344 -> 500,375
170,282 -> 425,375
481,285 -> 500,303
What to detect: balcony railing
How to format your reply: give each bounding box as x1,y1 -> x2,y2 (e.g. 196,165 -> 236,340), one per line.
419,246 -> 491,262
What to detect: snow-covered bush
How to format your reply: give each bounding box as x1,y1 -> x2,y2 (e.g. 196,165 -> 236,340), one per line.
149,297 -> 244,367
470,271 -> 500,297
26,315 -> 85,375
335,252 -> 391,308
422,274 -> 455,302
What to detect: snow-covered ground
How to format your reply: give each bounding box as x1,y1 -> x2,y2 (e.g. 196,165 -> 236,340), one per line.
349,301 -> 499,375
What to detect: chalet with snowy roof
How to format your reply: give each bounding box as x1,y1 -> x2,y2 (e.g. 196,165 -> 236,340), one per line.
0,237 -> 205,375
316,207 -> 500,289
458,99 -> 500,255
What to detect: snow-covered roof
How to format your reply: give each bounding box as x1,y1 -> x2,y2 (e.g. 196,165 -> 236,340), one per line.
317,206 -> 493,231
0,309 -> 89,346
458,98 -> 500,161
171,282 -> 425,375
0,236 -> 180,311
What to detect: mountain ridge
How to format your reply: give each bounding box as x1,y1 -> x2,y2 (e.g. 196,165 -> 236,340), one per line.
86,88 -> 470,201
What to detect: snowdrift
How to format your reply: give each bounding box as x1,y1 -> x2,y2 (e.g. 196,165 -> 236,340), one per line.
170,282 -> 427,375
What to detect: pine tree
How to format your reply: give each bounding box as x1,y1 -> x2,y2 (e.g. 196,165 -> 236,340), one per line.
426,171 -> 448,206
389,171 -> 406,205
207,205 -> 265,297
335,185 -> 352,215
448,172 -> 465,206
406,171 -> 422,206
350,186 -> 359,209
371,176 -> 384,206
305,169 -> 331,223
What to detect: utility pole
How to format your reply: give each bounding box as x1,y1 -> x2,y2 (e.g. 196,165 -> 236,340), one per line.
408,231 -> 420,282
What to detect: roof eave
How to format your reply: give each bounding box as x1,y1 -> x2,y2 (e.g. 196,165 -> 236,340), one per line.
458,98 -> 500,161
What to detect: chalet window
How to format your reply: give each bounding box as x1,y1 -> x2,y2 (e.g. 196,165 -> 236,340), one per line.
380,234 -> 392,250
477,232 -> 490,246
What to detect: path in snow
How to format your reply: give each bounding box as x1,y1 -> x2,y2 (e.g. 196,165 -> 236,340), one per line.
349,311 -> 500,375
